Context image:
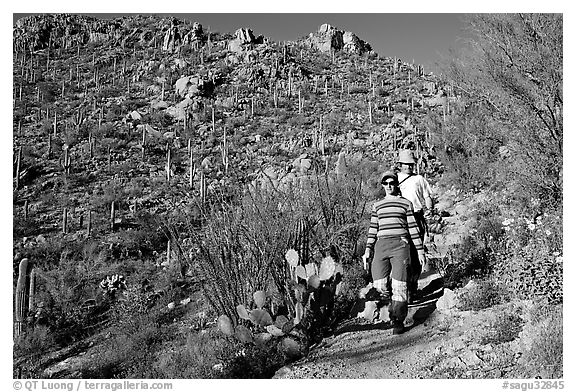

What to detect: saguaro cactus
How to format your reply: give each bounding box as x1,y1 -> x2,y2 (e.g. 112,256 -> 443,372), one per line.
28,268 -> 36,316
62,207 -> 68,233
368,100 -> 373,124
15,146 -> 22,190
199,170 -> 206,203
110,201 -> 116,231
189,147 -> 195,188
14,258 -> 29,339
166,146 -> 172,183
87,210 -> 92,237
62,147 -> 71,174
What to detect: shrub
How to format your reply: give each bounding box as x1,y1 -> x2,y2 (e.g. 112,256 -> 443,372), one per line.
441,236 -> 494,289
457,278 -> 510,311
517,303 -> 562,378
13,326 -> 56,378
480,309 -> 524,345
221,343 -> 286,378
494,212 -> 562,304
83,290 -> 179,378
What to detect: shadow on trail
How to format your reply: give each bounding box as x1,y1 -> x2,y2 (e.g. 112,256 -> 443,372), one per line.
333,273 -> 445,336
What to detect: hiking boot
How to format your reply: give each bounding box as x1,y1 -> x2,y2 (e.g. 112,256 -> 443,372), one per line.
392,321 -> 405,335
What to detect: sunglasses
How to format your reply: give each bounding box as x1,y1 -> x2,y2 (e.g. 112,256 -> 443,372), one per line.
382,181 -> 397,186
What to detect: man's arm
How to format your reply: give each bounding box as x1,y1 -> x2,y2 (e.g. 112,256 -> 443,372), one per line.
421,177 -> 434,211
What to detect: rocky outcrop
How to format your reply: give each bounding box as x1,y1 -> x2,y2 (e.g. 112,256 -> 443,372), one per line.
308,24 -> 372,55
182,22 -> 204,46
162,20 -> 181,52
174,75 -> 215,99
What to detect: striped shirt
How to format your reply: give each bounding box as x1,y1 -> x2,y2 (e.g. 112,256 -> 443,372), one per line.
366,196 -> 424,255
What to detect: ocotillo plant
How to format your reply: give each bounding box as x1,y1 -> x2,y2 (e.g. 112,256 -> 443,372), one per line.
14,258 -> 30,339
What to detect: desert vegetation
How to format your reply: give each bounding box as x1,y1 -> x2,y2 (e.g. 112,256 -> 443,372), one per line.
13,13 -> 561,379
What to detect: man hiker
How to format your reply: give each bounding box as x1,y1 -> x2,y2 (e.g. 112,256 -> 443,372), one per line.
362,171 -> 426,335
396,149 -> 434,302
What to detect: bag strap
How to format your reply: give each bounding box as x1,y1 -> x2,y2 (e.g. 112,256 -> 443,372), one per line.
398,173 -> 414,186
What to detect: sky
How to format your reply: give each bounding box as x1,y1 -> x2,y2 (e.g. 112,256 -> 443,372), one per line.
12,12 -> 468,72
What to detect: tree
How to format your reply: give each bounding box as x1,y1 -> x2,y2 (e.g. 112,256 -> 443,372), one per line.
435,14 -> 562,211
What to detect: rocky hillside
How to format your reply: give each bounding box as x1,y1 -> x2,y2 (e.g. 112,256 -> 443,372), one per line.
13,13 -> 450,269
13,14 -> 459,378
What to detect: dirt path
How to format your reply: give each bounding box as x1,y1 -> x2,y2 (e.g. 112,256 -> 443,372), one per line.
274,272 -> 521,379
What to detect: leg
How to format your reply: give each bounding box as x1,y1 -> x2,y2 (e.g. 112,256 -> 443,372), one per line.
408,243 -> 422,302
388,238 -> 411,334
371,239 -> 392,299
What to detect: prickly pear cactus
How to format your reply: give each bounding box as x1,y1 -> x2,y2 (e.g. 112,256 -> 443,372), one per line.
219,288 -> 308,359
99,274 -> 127,298
217,314 -> 234,336
218,249 -> 344,360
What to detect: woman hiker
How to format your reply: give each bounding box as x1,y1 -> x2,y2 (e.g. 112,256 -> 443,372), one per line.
362,171 -> 426,335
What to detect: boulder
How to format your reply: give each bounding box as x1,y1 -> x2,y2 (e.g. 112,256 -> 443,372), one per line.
228,28 -> 257,54
435,198 -> 454,213
175,76 -> 206,98
313,24 -> 343,53
151,100 -> 168,110
342,31 -> 370,54
308,24 -> 371,54
127,110 -> 142,121
425,94 -> 446,108
436,288 -> 458,311
190,22 -> 203,41
334,151 -> 348,176
137,124 -> 162,139
454,203 -> 469,216
162,21 -> 181,52
165,98 -> 193,121
235,28 -> 256,44
422,81 -> 437,95
273,365 -> 294,379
